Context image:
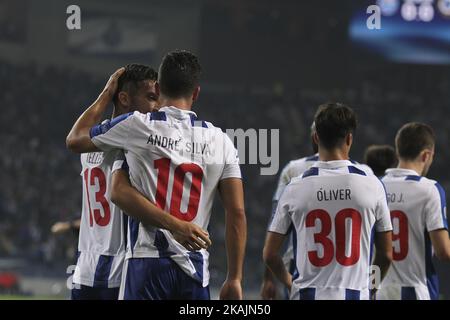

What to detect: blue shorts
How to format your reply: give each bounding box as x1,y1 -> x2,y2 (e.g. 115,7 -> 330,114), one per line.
71,285 -> 119,300
122,257 -> 210,300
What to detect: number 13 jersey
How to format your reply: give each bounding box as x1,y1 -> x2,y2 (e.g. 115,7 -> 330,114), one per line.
74,150 -> 127,288
269,160 -> 392,300
90,106 -> 241,287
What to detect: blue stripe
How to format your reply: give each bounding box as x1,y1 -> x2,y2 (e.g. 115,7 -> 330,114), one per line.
187,251 -> 204,283
190,114 -> 208,128
434,183 -> 448,229
290,225 -> 299,280
424,231 -> 439,300
305,155 -> 319,162
122,213 -> 128,249
150,111 -> 167,121
369,226 -> 375,264
299,288 -> 316,300
405,175 -> 422,181
93,255 -> 114,287
129,217 -> 139,254
154,230 -> 175,257
90,112 -> 133,138
348,166 -> 366,176
345,289 -> 360,300
401,287 -> 417,300
302,167 -> 319,178
121,159 -> 129,172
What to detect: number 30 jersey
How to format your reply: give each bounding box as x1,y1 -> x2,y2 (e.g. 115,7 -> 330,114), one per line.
377,168 -> 448,300
269,160 -> 392,300
73,150 -> 127,288
90,106 -> 242,287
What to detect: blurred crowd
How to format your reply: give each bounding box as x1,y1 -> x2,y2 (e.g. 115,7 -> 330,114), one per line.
0,59 -> 449,290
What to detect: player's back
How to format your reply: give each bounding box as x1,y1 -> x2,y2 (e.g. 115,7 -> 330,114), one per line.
90,106 -> 241,286
75,150 -> 126,288
270,160 -> 391,300
378,168 -> 448,300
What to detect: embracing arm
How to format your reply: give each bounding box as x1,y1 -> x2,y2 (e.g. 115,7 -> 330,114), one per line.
66,68 -> 124,153
110,169 -> 211,251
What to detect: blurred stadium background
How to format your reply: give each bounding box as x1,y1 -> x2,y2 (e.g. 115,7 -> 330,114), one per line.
0,0 -> 450,299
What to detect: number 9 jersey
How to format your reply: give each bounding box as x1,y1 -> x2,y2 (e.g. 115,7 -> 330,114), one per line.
377,168 -> 448,300
73,150 -> 127,289
269,160 -> 392,300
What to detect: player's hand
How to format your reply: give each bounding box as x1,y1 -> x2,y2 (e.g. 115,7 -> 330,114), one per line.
101,67 -> 125,99
260,278 -> 278,300
172,221 -> 212,251
219,279 -> 243,300
51,222 -> 71,235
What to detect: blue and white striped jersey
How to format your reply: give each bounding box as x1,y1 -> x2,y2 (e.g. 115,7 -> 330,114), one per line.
90,106 -> 242,287
377,168 -> 448,300
73,151 -> 127,288
269,160 -> 392,300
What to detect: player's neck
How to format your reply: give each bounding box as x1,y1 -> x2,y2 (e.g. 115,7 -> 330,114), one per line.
158,96 -> 193,111
397,160 -> 424,176
318,149 -> 349,162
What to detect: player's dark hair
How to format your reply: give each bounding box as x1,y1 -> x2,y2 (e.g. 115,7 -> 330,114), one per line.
158,50 -> 202,98
395,122 -> 435,161
314,103 -> 358,150
364,145 -> 398,177
113,64 -> 158,104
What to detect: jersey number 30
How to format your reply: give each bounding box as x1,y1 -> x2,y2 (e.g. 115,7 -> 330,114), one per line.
306,209 -> 362,267
154,158 -> 203,222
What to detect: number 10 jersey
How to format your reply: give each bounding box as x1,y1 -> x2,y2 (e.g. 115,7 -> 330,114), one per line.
90,106 -> 242,287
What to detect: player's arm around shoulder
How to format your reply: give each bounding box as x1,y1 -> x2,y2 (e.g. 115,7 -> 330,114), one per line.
218,177 -> 247,300
426,181 -> 450,261
110,168 -> 211,251
66,67 -> 125,153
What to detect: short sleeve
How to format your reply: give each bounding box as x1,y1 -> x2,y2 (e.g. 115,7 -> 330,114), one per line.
220,133 -> 242,180
273,162 -> 292,202
90,112 -> 134,152
268,185 -> 292,235
425,182 -> 448,231
374,179 -> 393,232
111,151 -> 128,174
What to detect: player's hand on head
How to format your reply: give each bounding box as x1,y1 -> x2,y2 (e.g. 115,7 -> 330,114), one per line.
102,67 -> 125,99
219,279 -> 243,300
172,221 -> 212,251
260,278 -> 278,300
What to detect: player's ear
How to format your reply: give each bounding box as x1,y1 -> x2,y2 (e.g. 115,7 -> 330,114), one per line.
313,132 -> 320,145
192,86 -> 201,102
118,91 -> 130,109
346,133 -> 353,147
155,82 -> 160,97
421,149 -> 432,163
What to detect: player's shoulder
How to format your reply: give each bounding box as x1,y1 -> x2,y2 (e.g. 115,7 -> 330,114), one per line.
283,154 -> 318,176
80,149 -> 121,169
349,161 -> 375,176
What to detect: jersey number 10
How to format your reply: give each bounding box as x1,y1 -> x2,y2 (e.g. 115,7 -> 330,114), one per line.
154,158 -> 204,222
